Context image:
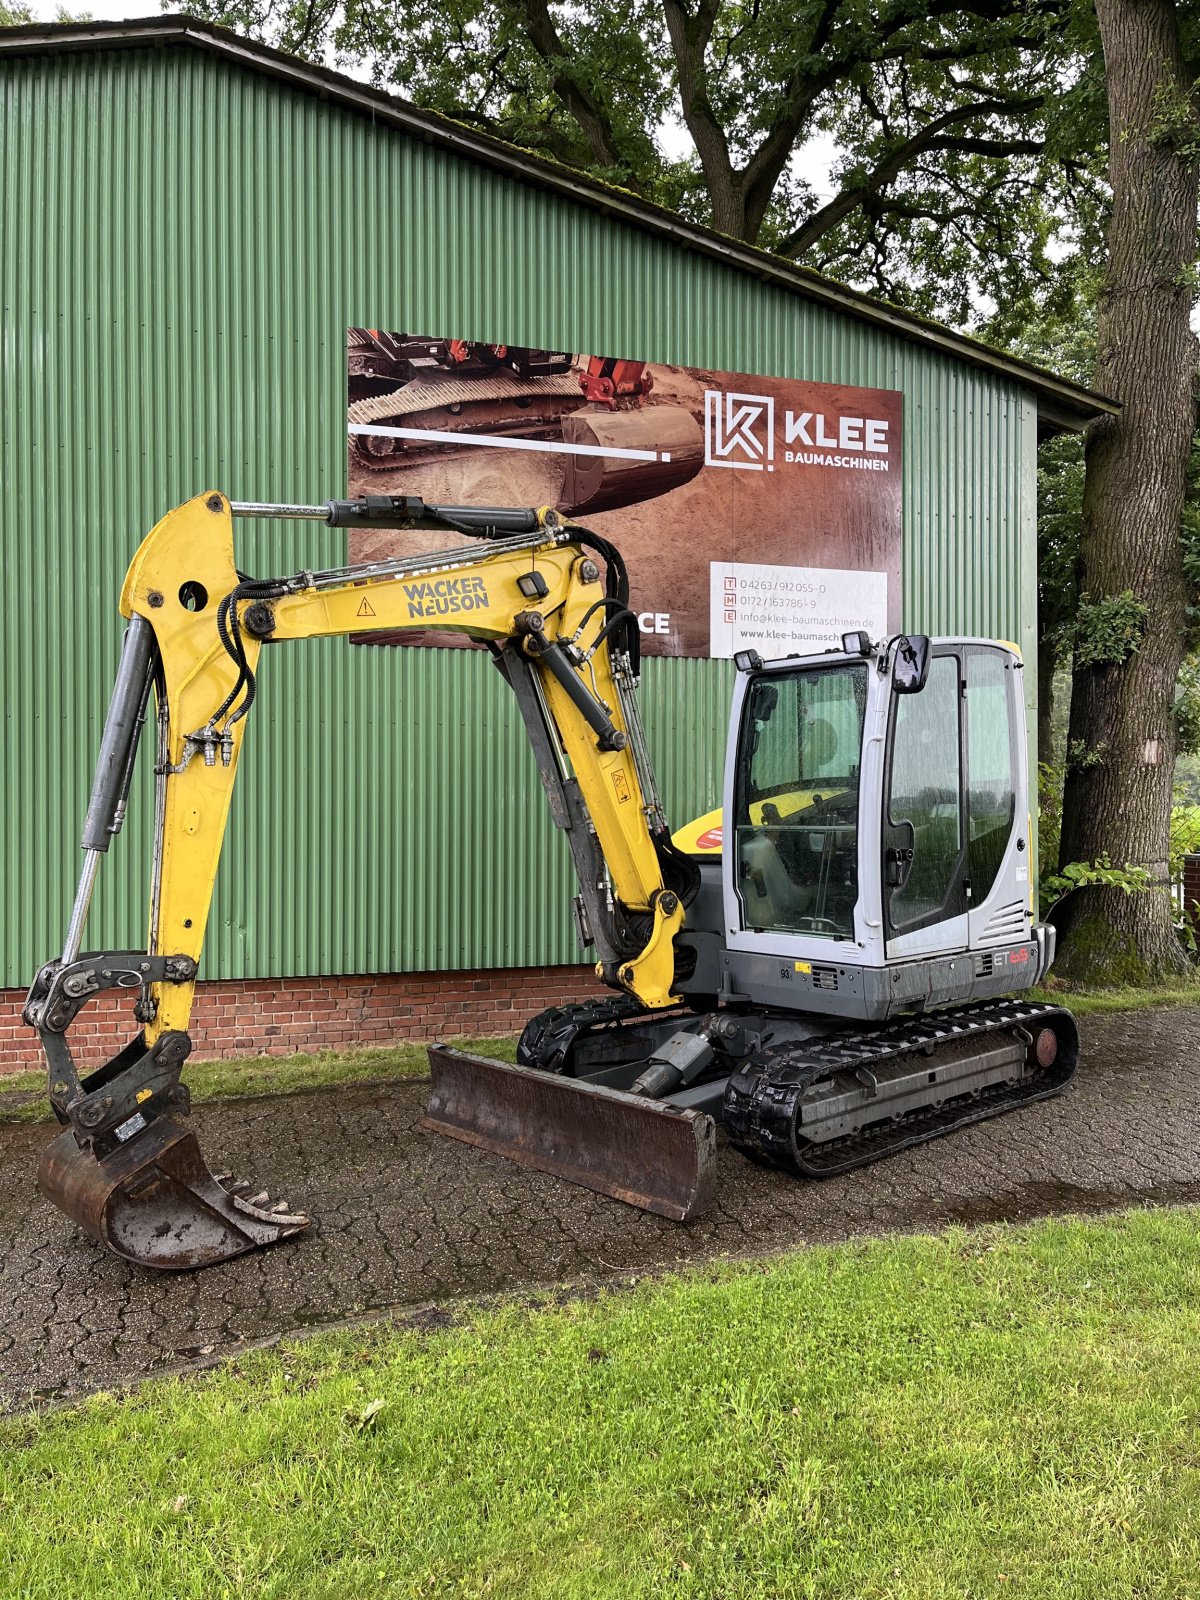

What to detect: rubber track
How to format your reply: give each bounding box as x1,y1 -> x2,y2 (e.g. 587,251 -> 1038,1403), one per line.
517,993 -> 685,1076
722,1000 -> 1078,1179
349,373 -> 584,470
349,371 -> 581,425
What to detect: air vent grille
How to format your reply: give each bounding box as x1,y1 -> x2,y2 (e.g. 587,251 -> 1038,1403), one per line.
812,965 -> 839,991
982,900 -> 1027,940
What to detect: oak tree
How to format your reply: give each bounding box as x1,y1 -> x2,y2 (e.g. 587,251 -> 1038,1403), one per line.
1054,0 -> 1200,981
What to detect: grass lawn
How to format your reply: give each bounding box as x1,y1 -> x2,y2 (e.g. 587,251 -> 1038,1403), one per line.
0,1035 -> 520,1124
1032,977 -> 1200,1015
4,1207 -> 1200,1598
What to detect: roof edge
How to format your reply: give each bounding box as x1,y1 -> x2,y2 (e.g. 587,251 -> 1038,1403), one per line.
0,12 -> 1117,432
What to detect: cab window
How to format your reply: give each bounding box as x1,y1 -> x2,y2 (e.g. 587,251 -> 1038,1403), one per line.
965,650 -> 1017,901
733,663 -> 867,938
885,653 -> 966,931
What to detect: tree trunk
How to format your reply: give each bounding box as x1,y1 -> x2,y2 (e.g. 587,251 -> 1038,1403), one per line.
660,0 -> 750,242
1055,0 -> 1198,983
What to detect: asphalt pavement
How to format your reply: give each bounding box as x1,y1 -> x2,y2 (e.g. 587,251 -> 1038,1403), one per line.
2,1005 -> 1199,1411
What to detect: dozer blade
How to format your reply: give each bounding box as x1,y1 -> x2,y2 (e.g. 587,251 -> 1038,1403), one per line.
38,1118 -> 310,1271
422,1046 -> 717,1221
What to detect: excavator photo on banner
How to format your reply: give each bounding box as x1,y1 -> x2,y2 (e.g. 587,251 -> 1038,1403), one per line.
346,332 -> 705,517
25,491 -> 1078,1271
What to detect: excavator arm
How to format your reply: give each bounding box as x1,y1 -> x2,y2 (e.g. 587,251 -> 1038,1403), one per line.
25,491 -> 702,1269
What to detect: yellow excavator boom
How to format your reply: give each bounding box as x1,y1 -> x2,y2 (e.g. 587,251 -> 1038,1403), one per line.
25,492 -> 704,1268
121,492 -> 684,1033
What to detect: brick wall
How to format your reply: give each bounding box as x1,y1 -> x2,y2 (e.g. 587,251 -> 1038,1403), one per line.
0,965 -> 603,1076
1183,854 -> 1200,939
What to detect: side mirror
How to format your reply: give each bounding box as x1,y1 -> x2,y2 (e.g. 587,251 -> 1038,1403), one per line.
891,634 -> 931,694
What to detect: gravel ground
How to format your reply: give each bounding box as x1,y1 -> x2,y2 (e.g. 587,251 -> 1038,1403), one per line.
2,1006 -> 1198,1411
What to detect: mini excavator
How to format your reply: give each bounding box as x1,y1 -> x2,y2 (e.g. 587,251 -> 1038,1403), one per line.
25,494 -> 1078,1270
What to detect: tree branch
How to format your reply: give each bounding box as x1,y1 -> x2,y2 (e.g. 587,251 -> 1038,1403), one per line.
734,0 -> 1047,241
778,95 -> 1044,255
660,0 -> 741,232
514,0 -> 629,174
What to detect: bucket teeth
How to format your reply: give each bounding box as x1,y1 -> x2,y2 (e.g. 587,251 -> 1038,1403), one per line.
227,1186 -> 307,1226
38,1118 -> 310,1271
209,1175 -> 306,1226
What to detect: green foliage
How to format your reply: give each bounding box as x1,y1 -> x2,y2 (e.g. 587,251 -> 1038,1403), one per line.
1175,657 -> 1200,755
1148,75 -> 1200,162
1037,758 -> 1064,872
8,1209 -> 1200,1595
1037,755 -> 1159,919
1170,803 -> 1200,953
804,10 -> 1106,324
1066,736 -> 1106,769
1036,435 -> 1086,658
1169,802 -> 1200,873
1071,590 -> 1149,670
0,1 -> 32,20
1036,793 -> 1200,965
1175,749 -> 1200,805
1179,441 -> 1200,639
1038,854 -> 1152,919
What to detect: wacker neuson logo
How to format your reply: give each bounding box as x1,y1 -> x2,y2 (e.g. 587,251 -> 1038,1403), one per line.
402,575 -> 490,618
704,389 -> 891,473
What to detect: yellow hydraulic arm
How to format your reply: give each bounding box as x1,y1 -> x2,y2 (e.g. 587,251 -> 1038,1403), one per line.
26,492 -> 696,1163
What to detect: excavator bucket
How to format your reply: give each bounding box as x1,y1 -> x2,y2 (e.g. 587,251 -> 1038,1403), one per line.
422,1046 -> 717,1221
38,1117 -> 310,1270
557,406 -> 705,518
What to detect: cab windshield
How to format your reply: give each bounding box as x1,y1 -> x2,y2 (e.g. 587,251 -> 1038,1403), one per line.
733,663 -> 867,938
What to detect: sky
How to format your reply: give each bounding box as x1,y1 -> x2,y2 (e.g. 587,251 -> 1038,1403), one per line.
33,0 -> 151,14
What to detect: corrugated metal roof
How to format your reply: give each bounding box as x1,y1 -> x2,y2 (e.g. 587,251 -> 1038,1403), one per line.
0,10 -> 1115,436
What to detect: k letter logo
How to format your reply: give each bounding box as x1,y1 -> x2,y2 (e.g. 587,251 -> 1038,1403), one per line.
704,390 -> 776,471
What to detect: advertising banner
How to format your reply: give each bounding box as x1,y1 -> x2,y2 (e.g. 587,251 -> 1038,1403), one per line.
347,330 -> 902,657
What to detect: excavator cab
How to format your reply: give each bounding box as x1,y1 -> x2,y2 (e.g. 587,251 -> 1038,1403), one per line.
719,635 -> 1042,1000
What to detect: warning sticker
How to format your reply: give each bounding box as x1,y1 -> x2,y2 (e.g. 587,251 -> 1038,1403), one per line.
611,770 -> 631,804
356,597 -> 377,617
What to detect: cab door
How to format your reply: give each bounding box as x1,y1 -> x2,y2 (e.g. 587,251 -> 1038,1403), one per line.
963,646 -> 1028,945
883,649 -> 970,958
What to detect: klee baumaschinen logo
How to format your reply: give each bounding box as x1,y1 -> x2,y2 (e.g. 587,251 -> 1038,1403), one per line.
704,390 -> 776,471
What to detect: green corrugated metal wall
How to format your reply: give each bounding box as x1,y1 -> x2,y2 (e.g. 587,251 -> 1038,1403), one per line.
0,43 -> 1037,988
